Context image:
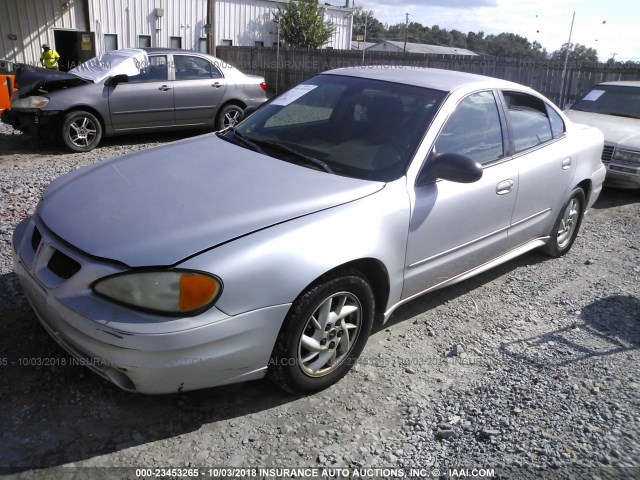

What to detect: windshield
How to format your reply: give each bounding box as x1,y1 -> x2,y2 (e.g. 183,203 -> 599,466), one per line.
227,74 -> 446,181
570,85 -> 640,120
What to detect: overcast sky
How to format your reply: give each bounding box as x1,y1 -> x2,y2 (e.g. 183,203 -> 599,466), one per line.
354,0 -> 640,61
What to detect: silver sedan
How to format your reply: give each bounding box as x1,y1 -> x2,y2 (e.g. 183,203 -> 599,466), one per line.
12,67 -> 606,394
2,48 -> 267,152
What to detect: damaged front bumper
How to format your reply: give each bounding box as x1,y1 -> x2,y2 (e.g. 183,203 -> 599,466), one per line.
12,215 -> 289,394
1,108 -> 61,138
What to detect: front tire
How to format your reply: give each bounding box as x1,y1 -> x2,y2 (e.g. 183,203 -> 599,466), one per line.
268,269 -> 375,394
216,104 -> 244,130
542,187 -> 585,257
61,110 -> 102,152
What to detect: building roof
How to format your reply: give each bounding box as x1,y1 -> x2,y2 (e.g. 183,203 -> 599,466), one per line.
368,40 -> 478,56
351,41 -> 377,51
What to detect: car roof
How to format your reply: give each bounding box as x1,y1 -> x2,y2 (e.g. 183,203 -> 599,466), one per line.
321,66 -> 526,93
142,47 -> 207,55
596,81 -> 640,87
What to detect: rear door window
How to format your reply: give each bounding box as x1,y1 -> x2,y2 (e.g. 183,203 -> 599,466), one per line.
503,92 -> 553,153
174,55 -> 222,80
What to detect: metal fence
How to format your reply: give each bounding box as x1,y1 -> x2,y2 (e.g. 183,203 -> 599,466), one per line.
217,46 -> 640,107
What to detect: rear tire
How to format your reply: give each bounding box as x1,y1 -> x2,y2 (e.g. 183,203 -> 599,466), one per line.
61,110 -> 102,152
268,269 -> 375,394
542,187 -> 585,257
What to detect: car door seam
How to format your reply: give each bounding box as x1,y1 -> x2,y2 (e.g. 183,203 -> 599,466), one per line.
408,223 -> 512,269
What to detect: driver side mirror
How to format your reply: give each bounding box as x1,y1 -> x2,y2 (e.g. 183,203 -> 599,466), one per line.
417,153 -> 483,185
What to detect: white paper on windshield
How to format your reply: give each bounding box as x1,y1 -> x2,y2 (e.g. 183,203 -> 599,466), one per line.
70,48 -> 149,83
271,85 -> 318,106
583,89 -> 605,101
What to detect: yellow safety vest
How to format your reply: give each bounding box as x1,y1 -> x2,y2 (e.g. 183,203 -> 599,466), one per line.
41,49 -> 60,68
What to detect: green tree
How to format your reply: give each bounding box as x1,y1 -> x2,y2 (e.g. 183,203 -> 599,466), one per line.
532,41 -> 548,59
273,0 -> 335,48
450,29 -> 468,49
352,8 -> 386,43
466,31 -> 486,53
551,43 -> 599,64
485,32 -> 546,59
386,23 -> 406,42
430,25 -> 453,46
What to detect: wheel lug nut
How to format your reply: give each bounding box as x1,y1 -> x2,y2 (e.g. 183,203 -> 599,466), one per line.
337,330 -> 343,337
325,323 -> 332,331
320,339 -> 327,346
329,341 -> 336,349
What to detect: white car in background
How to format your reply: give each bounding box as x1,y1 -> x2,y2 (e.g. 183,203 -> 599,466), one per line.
564,81 -> 640,189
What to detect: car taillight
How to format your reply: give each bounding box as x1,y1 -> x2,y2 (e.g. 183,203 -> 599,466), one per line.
260,81 -> 267,92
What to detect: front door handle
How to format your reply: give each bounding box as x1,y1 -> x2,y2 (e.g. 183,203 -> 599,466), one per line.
562,157 -> 572,170
212,82 -> 223,88
496,179 -> 514,195
158,85 -> 172,91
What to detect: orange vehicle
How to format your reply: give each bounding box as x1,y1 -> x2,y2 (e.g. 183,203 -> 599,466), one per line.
0,60 -> 17,112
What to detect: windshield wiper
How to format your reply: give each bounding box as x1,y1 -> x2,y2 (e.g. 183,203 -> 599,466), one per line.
250,139 -> 335,174
218,127 -> 265,154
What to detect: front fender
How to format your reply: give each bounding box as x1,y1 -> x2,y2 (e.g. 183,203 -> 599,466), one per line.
178,180 -> 411,317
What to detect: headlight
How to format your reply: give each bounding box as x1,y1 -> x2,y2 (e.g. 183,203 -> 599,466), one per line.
11,96 -> 50,109
92,270 -> 222,316
613,148 -> 640,163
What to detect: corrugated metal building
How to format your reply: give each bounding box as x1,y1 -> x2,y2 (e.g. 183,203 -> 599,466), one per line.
0,0 -> 354,70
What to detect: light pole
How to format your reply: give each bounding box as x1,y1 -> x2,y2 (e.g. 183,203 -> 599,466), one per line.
403,13 -> 409,52
559,11 -> 575,108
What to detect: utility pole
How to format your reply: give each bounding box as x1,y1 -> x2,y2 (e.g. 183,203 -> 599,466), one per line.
362,10 -> 368,63
559,11 -> 575,108
403,13 -> 409,52
207,0 -> 217,57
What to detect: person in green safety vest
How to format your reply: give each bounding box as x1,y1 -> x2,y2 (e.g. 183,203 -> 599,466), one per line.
40,44 -> 60,70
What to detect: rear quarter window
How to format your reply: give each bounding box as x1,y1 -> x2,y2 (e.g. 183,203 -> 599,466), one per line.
547,105 -> 566,139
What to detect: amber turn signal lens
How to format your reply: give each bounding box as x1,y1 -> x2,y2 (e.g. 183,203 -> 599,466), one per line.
179,274 -> 221,311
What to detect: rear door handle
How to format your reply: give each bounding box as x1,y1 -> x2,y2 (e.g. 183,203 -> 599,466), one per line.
158,85 -> 172,91
496,179 -> 514,195
212,82 -> 222,88
562,157 -> 572,170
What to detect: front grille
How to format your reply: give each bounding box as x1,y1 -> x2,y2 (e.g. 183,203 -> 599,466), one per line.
601,145 -> 614,162
31,226 -> 42,252
617,157 -> 640,167
47,250 -> 81,279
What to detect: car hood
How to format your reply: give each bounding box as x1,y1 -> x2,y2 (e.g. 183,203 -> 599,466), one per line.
565,110 -> 640,149
70,48 -> 148,83
38,134 -> 384,267
14,64 -> 88,97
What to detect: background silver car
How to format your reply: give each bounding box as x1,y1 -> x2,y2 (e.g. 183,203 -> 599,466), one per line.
13,67 -> 605,395
2,48 -> 267,152
564,81 -> 640,189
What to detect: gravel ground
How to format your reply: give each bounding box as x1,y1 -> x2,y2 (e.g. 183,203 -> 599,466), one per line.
1,121 -> 639,480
